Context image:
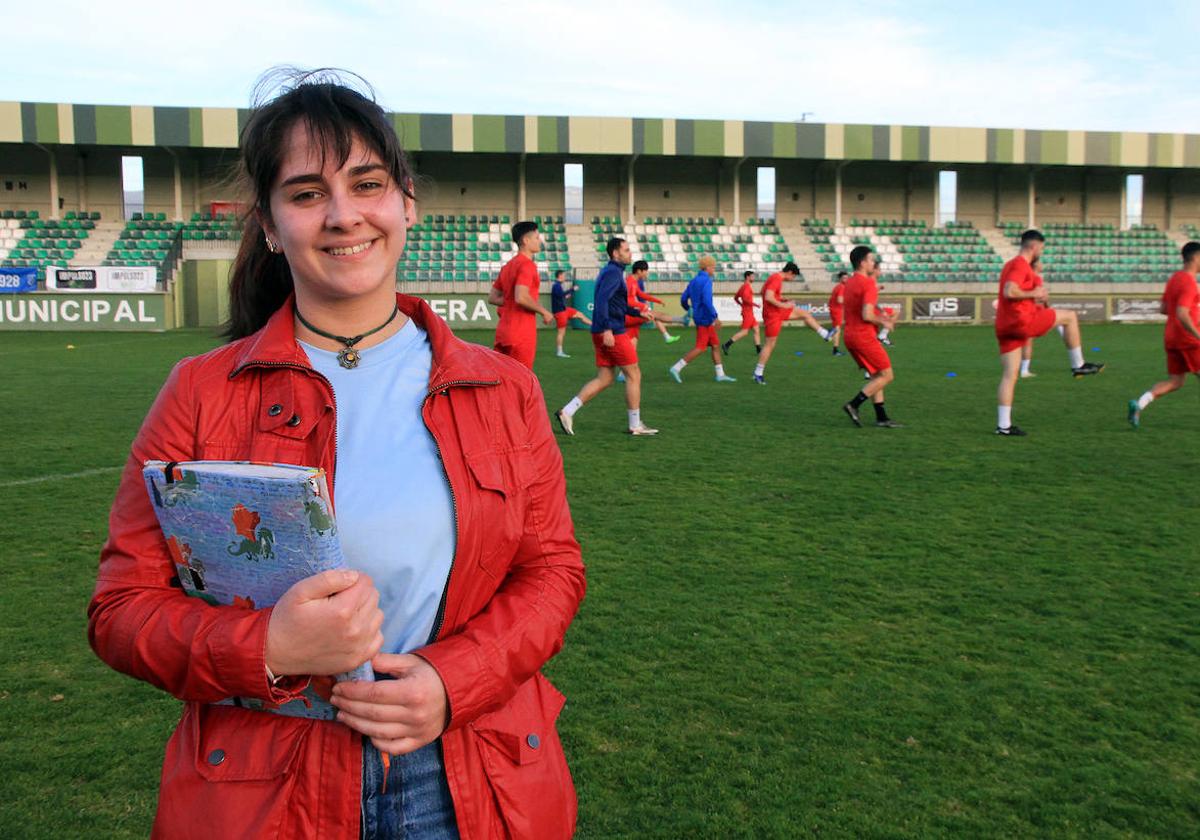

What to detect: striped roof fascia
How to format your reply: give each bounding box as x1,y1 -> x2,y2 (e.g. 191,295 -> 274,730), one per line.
3,102 -> 1198,168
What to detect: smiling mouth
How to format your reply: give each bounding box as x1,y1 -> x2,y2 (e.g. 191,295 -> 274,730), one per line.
325,240 -> 376,256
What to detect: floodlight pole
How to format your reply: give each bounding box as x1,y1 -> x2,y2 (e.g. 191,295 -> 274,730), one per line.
627,154 -> 638,222
733,157 -> 746,224
518,153 -> 527,220
33,143 -> 58,219
162,146 -> 183,222
835,161 -> 851,227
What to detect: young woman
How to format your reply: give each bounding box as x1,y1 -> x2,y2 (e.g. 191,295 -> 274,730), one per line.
88,71 -> 586,839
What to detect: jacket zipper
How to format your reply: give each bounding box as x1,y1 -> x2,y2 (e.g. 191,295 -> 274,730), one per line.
237,363 -> 499,644
421,378 -> 500,645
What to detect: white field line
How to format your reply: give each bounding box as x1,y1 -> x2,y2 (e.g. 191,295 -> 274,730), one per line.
0,466 -> 123,488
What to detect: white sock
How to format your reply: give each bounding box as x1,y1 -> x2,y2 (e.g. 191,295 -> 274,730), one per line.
627,409 -> 640,429
1068,346 -> 1084,368
1057,325 -> 1065,337
715,364 -> 726,378
671,359 -> 687,373
754,363 -> 765,376
998,405 -> 1012,429
662,332 -> 673,342
1137,391 -> 1154,410
878,328 -> 890,340
818,326 -> 831,340
1020,359 -> 1031,375
562,396 -> 583,418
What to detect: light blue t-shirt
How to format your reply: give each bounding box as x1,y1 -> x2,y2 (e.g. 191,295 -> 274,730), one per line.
300,319 -> 456,654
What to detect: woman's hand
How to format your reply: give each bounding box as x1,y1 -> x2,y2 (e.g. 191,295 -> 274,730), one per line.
265,569 -> 384,677
330,654 -> 450,755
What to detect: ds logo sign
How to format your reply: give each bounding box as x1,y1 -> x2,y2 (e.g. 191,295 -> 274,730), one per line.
929,297 -> 959,315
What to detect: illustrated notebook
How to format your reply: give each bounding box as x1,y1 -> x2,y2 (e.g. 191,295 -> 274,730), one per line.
142,460 -> 373,720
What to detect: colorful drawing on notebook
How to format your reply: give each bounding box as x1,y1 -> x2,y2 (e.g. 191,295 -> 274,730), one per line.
304,498 -> 336,536
163,469 -> 200,506
227,503 -> 275,560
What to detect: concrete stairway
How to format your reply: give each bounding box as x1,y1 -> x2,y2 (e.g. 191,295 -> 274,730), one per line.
980,226 -> 1018,263
778,225 -> 823,292
565,223 -> 600,279
68,220 -> 124,267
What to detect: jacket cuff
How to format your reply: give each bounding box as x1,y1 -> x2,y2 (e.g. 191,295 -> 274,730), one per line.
415,636 -> 500,731
211,606 -> 311,703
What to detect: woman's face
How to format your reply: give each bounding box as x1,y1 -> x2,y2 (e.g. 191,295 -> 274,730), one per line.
263,122 -> 414,306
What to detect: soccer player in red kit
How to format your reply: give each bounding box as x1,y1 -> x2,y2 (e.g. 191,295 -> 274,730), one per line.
841,247 -> 902,428
624,260 -> 679,347
752,262 -> 834,384
828,271 -> 847,356
722,270 -> 762,355
994,229 -> 1104,436
1128,241 -> 1200,428
488,220 -> 554,368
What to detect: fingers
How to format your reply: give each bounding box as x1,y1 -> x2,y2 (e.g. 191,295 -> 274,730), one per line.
294,568 -> 360,602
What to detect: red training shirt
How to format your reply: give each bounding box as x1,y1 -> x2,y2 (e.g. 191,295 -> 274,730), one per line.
761,273 -> 791,321
842,273 -> 879,345
828,281 -> 846,319
1163,270 -> 1200,349
493,253 -> 540,346
995,255 -> 1043,336
734,280 -> 755,316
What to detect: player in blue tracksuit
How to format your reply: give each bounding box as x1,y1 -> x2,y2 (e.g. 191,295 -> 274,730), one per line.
669,255 -> 736,383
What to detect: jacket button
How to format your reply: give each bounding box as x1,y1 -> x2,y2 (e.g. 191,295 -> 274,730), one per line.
286,414 -> 301,427
267,404 -> 282,417
526,734 -> 540,750
207,749 -> 226,766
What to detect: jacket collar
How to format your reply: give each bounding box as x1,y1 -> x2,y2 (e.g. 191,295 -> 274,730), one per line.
231,293 -> 500,390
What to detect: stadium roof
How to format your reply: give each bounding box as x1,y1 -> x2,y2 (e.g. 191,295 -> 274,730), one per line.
3,101 -> 1198,169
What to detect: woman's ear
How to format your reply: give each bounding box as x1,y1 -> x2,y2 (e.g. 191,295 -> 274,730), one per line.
403,180 -> 417,229
255,207 -> 282,253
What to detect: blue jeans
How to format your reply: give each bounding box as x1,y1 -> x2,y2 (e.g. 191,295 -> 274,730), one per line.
361,738 -> 460,840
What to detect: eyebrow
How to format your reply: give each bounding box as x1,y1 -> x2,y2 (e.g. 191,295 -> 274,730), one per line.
278,163 -> 388,190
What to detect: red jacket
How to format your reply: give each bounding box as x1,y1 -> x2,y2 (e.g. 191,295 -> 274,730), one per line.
88,294 -> 586,839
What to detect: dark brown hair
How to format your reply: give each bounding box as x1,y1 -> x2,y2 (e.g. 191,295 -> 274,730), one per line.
224,68 -> 416,340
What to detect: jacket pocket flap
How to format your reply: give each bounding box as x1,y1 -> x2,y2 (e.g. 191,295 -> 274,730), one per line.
192,703 -> 309,782
470,674 -> 566,766
465,451 -> 507,496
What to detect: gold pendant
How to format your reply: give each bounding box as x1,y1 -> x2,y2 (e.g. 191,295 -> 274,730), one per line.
337,348 -> 360,369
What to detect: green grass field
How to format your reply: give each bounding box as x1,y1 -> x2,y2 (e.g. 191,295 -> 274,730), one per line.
1,322 -> 1197,838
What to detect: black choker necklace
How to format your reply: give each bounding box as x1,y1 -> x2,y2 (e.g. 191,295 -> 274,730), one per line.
295,304 -> 400,369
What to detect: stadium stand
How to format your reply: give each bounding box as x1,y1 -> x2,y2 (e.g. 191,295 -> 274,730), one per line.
1000,222 -> 1177,282
590,216 -> 798,281
398,213 -> 571,282
804,218 -> 1003,283
104,212 -> 182,281
181,212 -> 242,242
0,210 -> 98,281
1181,224 -> 1200,242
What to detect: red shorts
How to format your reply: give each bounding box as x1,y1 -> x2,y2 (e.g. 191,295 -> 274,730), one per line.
829,308 -> 844,327
847,339 -> 891,375
740,311 -> 758,329
593,332 -> 638,367
1166,346 -> 1200,375
997,308 -> 1057,354
764,316 -> 787,338
694,324 -> 720,349
625,318 -> 643,341
494,341 -> 536,369
553,308 -> 581,329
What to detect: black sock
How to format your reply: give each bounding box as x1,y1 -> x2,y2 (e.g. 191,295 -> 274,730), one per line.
850,391 -> 869,409
755,344 -> 761,353
722,340 -> 732,351
874,402 -> 889,422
